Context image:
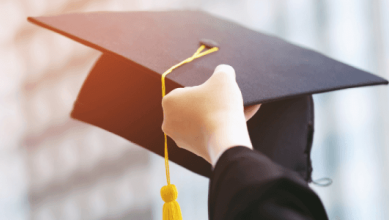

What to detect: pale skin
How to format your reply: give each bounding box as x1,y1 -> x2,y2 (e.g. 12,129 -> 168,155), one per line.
162,64 -> 261,167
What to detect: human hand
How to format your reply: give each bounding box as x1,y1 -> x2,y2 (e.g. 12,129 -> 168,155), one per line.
162,64 -> 260,166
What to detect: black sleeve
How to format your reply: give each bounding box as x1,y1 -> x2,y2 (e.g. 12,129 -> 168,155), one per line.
208,146 -> 328,220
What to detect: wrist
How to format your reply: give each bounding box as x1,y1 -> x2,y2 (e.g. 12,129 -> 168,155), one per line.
206,116 -> 253,167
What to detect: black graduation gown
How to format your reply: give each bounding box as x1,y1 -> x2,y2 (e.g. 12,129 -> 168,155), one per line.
208,146 -> 328,220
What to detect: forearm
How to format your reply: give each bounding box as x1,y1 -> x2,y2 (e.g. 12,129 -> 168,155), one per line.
208,146 -> 328,220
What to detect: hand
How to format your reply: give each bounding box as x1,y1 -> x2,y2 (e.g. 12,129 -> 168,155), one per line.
162,64 -> 260,166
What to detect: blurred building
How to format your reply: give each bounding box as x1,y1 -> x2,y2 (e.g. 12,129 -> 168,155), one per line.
13,1 -> 155,219
0,0 -> 388,220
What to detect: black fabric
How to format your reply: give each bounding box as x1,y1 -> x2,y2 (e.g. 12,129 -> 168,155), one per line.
248,96 -> 314,182
27,11 -> 388,106
209,146 -> 328,220
27,10 -> 387,180
71,54 -> 212,177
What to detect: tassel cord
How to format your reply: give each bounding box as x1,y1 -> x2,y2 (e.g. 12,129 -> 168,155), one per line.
161,45 -> 218,185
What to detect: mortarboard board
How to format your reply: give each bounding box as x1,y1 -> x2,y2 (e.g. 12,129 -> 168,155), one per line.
27,11 -> 388,185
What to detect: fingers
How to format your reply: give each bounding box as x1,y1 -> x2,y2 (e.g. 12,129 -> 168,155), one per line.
161,90 -> 179,135
162,64 -> 241,135
244,104 -> 261,121
161,87 -> 192,135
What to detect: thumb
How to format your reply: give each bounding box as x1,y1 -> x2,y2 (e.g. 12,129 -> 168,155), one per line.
206,64 -> 237,85
202,64 -> 243,107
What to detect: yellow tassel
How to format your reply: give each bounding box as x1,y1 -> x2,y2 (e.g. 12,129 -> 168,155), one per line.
160,45 -> 218,220
161,184 -> 183,220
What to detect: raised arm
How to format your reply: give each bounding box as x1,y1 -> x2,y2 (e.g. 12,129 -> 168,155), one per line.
162,64 -> 328,220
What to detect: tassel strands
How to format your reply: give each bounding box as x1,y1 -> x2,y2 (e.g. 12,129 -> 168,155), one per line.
160,45 -> 218,220
161,184 -> 182,220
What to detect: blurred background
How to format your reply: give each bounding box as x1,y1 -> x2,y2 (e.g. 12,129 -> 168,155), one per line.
0,0 -> 388,219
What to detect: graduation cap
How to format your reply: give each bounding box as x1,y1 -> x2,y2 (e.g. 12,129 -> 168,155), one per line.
28,10 -> 387,200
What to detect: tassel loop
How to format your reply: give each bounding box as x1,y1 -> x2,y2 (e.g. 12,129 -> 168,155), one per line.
161,184 -> 183,220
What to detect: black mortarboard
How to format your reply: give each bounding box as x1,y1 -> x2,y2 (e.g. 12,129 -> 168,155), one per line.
28,11 -> 388,182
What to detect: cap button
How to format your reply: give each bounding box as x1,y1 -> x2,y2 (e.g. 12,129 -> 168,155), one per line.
200,38 -> 219,48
